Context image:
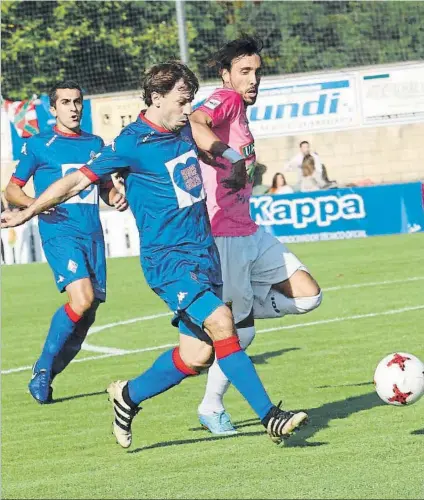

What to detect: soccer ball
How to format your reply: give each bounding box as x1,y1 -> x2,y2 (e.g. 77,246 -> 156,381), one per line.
374,352 -> 424,405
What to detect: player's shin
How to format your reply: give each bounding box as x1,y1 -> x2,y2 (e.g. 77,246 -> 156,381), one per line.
37,303 -> 82,373
213,335 -> 273,420
198,324 -> 255,415
51,300 -> 100,379
126,347 -> 198,406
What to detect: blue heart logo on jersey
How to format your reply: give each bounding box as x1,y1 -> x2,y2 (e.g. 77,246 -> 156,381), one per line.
173,157 -> 203,198
66,167 -> 95,199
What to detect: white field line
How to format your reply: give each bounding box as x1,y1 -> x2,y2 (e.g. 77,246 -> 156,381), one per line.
2,304 -> 423,375
82,275 -> 424,354
323,276 -> 424,292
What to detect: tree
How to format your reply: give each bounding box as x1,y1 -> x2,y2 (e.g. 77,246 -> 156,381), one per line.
2,0 -> 423,100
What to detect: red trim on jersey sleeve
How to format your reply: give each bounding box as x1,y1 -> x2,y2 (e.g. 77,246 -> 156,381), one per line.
64,303 -> 82,323
10,175 -> 27,187
171,347 -> 198,376
53,126 -> 82,137
213,335 -> 242,359
80,165 -> 100,182
139,112 -> 170,133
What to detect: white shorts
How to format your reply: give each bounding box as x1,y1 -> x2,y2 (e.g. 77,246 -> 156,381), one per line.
215,226 -> 307,324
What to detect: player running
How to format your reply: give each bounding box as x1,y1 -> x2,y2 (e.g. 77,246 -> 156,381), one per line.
190,36 -> 322,435
2,62 -> 308,447
4,81 -> 128,404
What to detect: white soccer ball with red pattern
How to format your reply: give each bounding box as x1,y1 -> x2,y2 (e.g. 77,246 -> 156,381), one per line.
374,352 -> 424,405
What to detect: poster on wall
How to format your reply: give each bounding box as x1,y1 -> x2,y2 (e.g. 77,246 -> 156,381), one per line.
90,93 -> 144,143
359,64 -> 424,125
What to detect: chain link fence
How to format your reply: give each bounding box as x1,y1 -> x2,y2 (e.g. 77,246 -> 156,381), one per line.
2,0 -> 423,99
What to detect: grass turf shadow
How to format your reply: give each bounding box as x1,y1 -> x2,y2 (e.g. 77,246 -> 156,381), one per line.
130,391 -> 383,453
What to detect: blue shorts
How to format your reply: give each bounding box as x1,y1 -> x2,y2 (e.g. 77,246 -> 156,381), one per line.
43,236 -> 106,302
176,287 -> 224,344
144,244 -> 224,341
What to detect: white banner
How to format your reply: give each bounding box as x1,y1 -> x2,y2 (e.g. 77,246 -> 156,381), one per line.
194,73 -> 359,138
193,62 -> 424,138
359,64 -> 424,125
247,75 -> 359,138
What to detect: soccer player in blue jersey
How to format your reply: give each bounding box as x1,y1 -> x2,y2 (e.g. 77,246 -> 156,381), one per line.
4,81 -> 128,404
2,63 -> 308,447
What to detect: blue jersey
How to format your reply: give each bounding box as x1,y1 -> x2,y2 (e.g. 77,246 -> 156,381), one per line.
82,112 -> 222,308
12,127 -> 108,243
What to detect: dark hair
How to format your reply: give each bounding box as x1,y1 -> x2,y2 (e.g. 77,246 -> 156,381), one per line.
271,172 -> 286,188
209,34 -> 263,74
299,140 -> 309,148
142,61 -> 199,107
49,80 -> 83,107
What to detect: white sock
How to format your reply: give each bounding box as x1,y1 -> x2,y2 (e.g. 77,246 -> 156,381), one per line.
253,289 -> 322,319
198,326 -> 256,415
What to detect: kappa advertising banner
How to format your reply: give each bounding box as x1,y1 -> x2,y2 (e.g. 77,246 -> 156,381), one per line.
360,64 -> 424,126
249,182 -> 424,244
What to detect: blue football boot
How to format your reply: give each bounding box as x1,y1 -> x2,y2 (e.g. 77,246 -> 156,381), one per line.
28,362 -> 53,404
198,410 -> 238,435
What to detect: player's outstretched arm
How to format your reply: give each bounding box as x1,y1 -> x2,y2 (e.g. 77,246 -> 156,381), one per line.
1,170 -> 91,228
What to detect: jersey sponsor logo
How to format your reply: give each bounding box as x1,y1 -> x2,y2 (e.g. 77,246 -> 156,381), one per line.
250,193 -> 366,229
204,98 -> 221,110
57,275 -> 65,284
177,291 -> 188,304
164,150 -> 206,209
67,259 -> 78,273
61,164 -> 98,205
240,141 -> 255,158
21,143 -> 27,155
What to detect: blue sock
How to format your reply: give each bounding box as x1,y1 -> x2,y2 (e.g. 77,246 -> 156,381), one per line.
214,336 -> 274,420
51,301 -> 100,379
127,347 -> 197,406
37,304 -> 82,374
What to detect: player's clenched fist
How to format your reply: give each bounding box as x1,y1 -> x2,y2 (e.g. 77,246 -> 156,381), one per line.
111,192 -> 129,212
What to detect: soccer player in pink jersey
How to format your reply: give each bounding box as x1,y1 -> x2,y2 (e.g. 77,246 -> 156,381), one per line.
190,36 -> 323,435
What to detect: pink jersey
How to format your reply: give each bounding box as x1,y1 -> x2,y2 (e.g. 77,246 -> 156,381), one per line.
198,88 -> 258,237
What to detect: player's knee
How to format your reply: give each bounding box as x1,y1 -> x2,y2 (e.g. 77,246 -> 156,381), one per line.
69,289 -> 95,316
203,304 -> 235,342
293,289 -> 323,314
235,310 -> 255,349
180,344 -> 214,373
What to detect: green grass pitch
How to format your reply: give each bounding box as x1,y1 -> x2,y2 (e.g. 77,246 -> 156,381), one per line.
2,233 -> 423,499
